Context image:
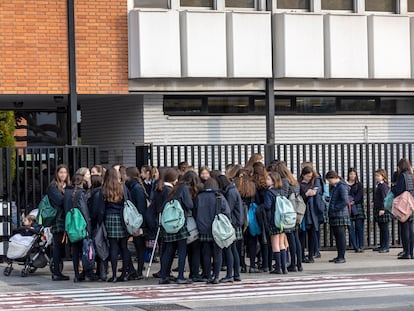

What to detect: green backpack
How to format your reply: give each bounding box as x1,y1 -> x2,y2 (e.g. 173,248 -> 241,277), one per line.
37,195 -> 57,227
65,208 -> 87,243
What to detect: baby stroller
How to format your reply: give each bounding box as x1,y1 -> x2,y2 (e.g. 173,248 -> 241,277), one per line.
3,226 -> 61,277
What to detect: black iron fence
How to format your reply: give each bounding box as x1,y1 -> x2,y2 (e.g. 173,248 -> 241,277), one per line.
137,142 -> 414,248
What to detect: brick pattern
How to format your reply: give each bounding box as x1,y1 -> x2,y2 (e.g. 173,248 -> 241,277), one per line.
75,0 -> 129,94
0,0 -> 69,94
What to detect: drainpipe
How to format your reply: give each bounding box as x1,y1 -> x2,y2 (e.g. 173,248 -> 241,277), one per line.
67,0 -> 78,145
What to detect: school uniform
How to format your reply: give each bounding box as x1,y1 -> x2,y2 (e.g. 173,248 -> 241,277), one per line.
348,182 -> 365,252
373,182 -> 391,251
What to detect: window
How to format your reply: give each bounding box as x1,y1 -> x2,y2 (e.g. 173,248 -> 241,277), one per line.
365,0 -> 396,12
321,0 -> 353,10
254,97 -> 293,114
164,97 -> 204,114
225,0 -> 255,8
296,97 -> 336,114
277,0 -> 310,10
380,98 -> 414,114
180,0 -> 213,7
208,97 -> 250,114
134,0 -> 169,8
409,0 -> 414,12
338,98 -> 377,114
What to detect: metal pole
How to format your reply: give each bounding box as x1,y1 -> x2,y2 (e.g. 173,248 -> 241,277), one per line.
67,0 -> 78,145
265,78 -> 275,166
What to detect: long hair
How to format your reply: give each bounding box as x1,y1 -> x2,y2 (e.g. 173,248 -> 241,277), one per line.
102,167 -> 124,203
233,169 -> 256,198
71,173 -> 86,199
216,174 -> 232,191
126,166 -> 148,197
244,153 -> 263,170
268,172 -> 283,189
169,170 -> 200,200
156,168 -> 179,192
226,164 -> 242,180
91,174 -> 102,190
347,167 -> 360,184
375,169 -> 389,185
273,162 -> 298,186
252,162 -> 268,190
397,158 -> 413,175
50,164 -> 71,194
298,166 -> 316,187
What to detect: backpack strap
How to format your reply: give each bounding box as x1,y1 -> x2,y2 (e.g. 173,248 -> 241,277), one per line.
215,192 -> 223,216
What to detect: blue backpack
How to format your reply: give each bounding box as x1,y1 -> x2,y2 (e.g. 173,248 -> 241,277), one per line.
248,203 -> 261,236
274,195 -> 297,232
161,200 -> 185,234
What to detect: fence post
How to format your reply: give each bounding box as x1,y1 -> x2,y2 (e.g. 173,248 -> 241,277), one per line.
135,144 -> 152,168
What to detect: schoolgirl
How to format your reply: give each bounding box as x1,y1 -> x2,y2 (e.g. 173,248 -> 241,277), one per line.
63,168 -> 93,282
49,164 -> 71,281
373,169 -> 391,253
326,171 -> 350,264
264,172 -> 289,274
347,168 -> 365,253
199,166 -> 211,184
391,158 -> 414,259
298,166 -> 324,266
102,168 -> 131,282
216,174 -> 243,282
159,170 -> 197,285
195,178 -> 231,284
125,166 -> 148,280
273,162 -> 302,272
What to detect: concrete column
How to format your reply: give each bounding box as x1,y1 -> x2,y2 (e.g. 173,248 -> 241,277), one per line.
311,0 -> 322,12
399,0 -> 408,14
354,0 -> 365,13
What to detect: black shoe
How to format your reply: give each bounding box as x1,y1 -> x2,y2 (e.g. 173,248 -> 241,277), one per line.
52,274 -> 69,281
287,266 -> 297,272
207,278 -> 219,284
373,247 -> 380,252
297,266 -> 303,272
168,275 -> 177,282
107,276 -> 117,283
378,249 -> 389,253
192,277 -> 206,283
314,252 -> 321,259
249,267 -> 261,273
269,269 -> 282,274
282,270 -> 288,274
358,248 -> 364,253
159,278 -> 170,284
329,257 -> 338,263
73,276 -> 81,283
240,267 -> 247,273
127,271 -> 139,280
219,277 -> 233,283
303,258 -> 314,263
152,271 -> 161,278
398,254 -> 410,259
176,278 -> 192,285
234,276 -> 242,282
335,258 -> 346,264
398,251 -> 405,256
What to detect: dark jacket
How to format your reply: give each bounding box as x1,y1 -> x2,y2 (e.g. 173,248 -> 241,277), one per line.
224,183 -> 244,227
126,179 -> 147,230
391,172 -> 414,197
145,184 -> 172,239
300,177 -> 324,230
171,184 -> 194,214
373,182 -> 391,223
195,188 -> 231,236
63,186 -> 92,235
348,182 -> 363,205
104,186 -> 131,216
282,178 -> 299,198
88,186 -> 104,229
328,180 -> 350,219
47,183 -> 65,233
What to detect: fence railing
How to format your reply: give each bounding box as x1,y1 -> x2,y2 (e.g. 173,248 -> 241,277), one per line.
138,142 -> 414,248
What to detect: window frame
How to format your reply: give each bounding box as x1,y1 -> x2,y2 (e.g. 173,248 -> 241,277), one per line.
320,0 -> 354,12
275,0 -> 311,12
224,0 -> 258,11
364,0 -> 397,14
179,0 -> 214,10
133,0 -> 170,9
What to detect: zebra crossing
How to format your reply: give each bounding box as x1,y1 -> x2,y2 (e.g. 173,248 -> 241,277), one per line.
0,273 -> 409,309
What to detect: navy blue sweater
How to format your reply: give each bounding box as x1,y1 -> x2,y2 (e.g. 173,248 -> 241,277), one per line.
328,180 -> 350,219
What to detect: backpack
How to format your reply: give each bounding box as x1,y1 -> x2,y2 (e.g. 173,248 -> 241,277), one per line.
384,190 -> 395,212
212,194 -> 236,249
65,207 -> 87,243
247,202 -> 261,236
274,195 -> 297,231
242,201 -> 249,233
289,192 -> 306,225
37,195 -> 56,227
82,236 -> 96,271
161,199 -> 186,234
93,222 -> 109,260
392,191 -> 414,222
122,199 -> 144,236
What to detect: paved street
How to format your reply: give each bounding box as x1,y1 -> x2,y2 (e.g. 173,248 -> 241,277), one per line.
0,249 -> 413,310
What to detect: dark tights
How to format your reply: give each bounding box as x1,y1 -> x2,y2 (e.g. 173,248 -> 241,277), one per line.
109,237 -> 129,278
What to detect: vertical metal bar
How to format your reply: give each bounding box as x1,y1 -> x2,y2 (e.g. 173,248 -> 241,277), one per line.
198,145 -> 202,169
0,148 -> 3,199
218,145 -> 222,171
224,145 -> 229,167
265,78 -> 275,167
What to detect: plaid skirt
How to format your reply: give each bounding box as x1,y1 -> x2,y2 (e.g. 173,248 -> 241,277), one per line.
234,226 -> 243,241
269,224 -> 282,235
199,232 -> 214,243
105,214 -> 128,239
163,226 -> 189,243
329,216 -> 351,227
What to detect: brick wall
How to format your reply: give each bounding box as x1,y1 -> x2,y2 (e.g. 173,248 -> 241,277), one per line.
0,0 -> 69,94
75,0 -> 129,94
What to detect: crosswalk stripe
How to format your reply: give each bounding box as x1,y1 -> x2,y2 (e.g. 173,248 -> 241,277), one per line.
0,275 -> 407,309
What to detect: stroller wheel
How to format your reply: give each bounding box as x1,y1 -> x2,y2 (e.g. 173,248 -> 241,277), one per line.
29,267 -> 37,274
3,267 -> 12,276
21,269 -> 28,277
